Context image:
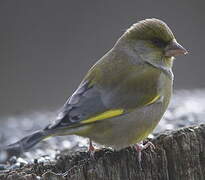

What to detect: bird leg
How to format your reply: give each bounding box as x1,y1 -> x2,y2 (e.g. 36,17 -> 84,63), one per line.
134,141 -> 155,164
88,139 -> 95,157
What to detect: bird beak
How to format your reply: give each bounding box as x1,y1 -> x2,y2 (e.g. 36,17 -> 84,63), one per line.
165,39 -> 188,57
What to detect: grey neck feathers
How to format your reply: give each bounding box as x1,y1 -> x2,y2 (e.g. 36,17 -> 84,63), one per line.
145,60 -> 174,80
114,41 -> 174,80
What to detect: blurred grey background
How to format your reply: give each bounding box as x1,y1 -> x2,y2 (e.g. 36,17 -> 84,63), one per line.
0,0 -> 204,117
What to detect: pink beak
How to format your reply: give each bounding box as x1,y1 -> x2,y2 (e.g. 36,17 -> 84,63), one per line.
165,40 -> 188,57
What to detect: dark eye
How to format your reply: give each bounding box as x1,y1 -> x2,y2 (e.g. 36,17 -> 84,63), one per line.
151,38 -> 167,48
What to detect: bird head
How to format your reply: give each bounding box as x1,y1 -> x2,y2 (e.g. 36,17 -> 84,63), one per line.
119,18 -> 187,68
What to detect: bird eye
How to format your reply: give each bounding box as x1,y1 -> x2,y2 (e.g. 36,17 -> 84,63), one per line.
151,38 -> 166,48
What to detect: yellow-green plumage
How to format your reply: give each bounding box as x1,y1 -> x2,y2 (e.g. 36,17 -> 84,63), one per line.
5,18 -> 187,155
75,53 -> 173,148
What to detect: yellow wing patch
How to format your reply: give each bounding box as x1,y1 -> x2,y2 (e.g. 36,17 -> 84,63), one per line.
80,95 -> 160,124
145,95 -> 161,106
81,109 -> 124,124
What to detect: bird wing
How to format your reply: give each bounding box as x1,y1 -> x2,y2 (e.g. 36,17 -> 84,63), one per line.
48,80 -> 125,129
48,61 -> 161,130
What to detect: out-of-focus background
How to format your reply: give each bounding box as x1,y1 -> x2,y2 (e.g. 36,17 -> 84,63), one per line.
0,0 -> 204,117
0,1 -> 205,167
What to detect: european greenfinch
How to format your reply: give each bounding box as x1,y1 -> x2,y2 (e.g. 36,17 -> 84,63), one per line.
5,18 -> 187,158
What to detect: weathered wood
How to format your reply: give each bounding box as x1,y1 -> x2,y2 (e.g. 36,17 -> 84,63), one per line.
0,124 -> 205,180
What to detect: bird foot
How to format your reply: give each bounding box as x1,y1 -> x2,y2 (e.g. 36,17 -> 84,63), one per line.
134,141 -> 155,166
88,139 -> 96,158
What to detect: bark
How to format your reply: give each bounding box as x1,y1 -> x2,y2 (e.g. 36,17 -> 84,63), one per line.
0,124 -> 205,180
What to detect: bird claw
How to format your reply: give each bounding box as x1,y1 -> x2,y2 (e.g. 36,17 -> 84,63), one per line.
143,141 -> 155,152
134,141 -> 155,167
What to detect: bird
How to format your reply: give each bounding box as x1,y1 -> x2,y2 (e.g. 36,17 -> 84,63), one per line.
3,18 -> 187,160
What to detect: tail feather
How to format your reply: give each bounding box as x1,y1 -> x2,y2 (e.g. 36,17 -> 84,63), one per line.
1,130 -> 50,161
1,123 -> 81,162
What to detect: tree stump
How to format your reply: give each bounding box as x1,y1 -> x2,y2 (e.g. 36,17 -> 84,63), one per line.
0,124 -> 204,180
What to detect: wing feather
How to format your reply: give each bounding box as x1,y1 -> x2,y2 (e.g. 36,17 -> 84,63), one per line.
48,57 -> 161,130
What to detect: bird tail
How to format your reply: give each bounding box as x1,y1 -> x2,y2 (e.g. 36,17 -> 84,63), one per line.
1,122 -> 84,162
1,127 -> 56,161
